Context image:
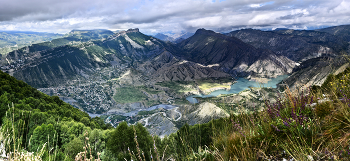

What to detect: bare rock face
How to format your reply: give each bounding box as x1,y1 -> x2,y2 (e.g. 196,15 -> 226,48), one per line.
281,56 -> 348,90
118,68 -> 147,86
239,55 -> 296,78
185,102 -> 229,125
140,113 -> 178,138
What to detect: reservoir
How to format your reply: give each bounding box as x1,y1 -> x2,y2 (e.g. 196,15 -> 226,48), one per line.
186,75 -> 288,104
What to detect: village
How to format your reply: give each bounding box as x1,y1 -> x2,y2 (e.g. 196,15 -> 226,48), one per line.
38,78 -> 116,114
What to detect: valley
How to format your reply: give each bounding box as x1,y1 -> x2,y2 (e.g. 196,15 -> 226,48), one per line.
1,25 -> 350,138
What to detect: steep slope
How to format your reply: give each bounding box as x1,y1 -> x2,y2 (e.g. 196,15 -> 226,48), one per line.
3,29 -> 115,66
3,28 -> 235,88
2,29 -> 171,88
176,29 -> 295,77
274,29 -> 348,53
138,51 -> 230,82
228,29 -> 347,61
316,25 -> 350,42
11,45 -> 108,88
280,56 -> 348,90
0,70 -> 104,126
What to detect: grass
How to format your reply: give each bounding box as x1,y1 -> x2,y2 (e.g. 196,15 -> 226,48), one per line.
4,62 -> 350,160
206,77 -> 350,160
0,104 -> 47,161
155,81 -> 196,94
137,86 -> 162,94
197,82 -> 230,92
147,67 -> 350,160
196,78 -> 232,92
113,87 -> 148,104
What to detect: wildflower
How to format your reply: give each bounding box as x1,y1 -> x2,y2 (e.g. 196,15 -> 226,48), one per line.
271,124 -> 281,132
283,121 -> 290,127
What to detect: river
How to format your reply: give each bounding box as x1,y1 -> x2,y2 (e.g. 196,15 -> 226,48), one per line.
186,75 -> 288,104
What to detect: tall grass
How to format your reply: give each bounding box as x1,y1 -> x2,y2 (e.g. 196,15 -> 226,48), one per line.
199,81 -> 350,160
0,103 -> 46,161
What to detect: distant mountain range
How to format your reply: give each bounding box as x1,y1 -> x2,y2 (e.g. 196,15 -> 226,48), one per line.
153,32 -> 194,43
0,31 -> 62,55
1,25 -> 350,90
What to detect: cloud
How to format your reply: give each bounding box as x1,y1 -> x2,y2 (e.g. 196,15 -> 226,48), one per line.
0,0 -> 349,34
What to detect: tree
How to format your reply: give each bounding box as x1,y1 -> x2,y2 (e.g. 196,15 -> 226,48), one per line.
0,92 -> 10,125
29,123 -> 57,152
64,137 -> 84,159
106,122 -> 154,160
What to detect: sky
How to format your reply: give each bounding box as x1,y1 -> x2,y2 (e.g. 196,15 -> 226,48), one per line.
0,0 -> 349,35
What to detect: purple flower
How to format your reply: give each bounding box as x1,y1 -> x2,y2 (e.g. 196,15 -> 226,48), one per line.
271,124 -> 281,132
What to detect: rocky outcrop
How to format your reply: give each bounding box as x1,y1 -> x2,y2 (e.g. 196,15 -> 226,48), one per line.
281,56 -> 348,90
184,102 -> 229,125
118,68 -> 148,86
140,112 -> 179,138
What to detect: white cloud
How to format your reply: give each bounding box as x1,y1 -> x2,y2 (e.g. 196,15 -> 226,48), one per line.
0,0 -> 348,34
250,4 -> 262,8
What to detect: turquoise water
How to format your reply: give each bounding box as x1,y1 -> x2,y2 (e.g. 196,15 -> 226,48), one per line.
186,75 -> 288,104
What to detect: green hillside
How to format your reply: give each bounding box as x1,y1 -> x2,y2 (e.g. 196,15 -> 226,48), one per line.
0,70 -> 112,160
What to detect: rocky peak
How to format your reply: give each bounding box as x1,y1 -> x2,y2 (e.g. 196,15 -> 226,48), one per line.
118,28 -> 140,35
126,28 -> 140,33
195,28 -> 216,35
193,28 -> 246,43
109,28 -> 140,39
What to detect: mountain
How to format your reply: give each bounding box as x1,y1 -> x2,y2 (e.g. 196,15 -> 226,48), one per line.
138,51 -> 230,82
153,33 -> 175,42
316,24 -> 350,42
3,28 -> 240,88
65,29 -> 115,40
3,29 -> 115,65
227,28 -> 348,62
176,29 -> 296,77
2,28 -> 168,88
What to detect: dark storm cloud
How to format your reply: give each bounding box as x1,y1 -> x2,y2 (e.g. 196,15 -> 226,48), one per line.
0,0 -> 349,34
